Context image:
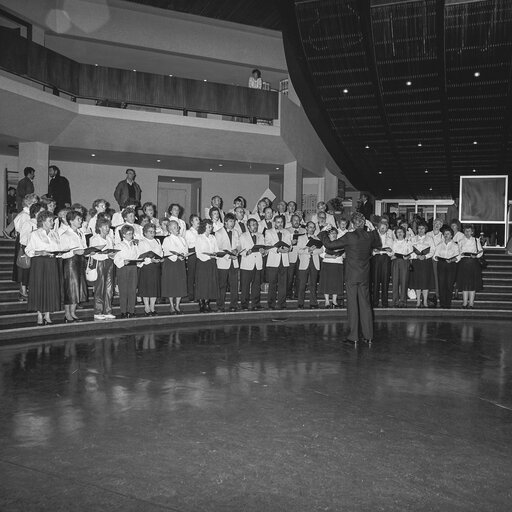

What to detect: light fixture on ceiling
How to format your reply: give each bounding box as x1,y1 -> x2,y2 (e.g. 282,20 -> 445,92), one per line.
218,164 -> 223,167
474,71 -> 480,77
343,88 -> 349,94
472,169 -> 476,173
365,145 -> 370,149
172,179 -> 175,182
425,169 -> 429,173
169,74 -> 173,77
429,187 -> 433,191
388,188 -> 392,191
275,167 -> 279,170
94,63 -> 98,67
473,141 -> 478,145
418,142 -> 422,147
378,171 -> 382,175
209,168 -> 213,171
132,69 -> 136,72
91,153 -> 96,157
203,79 -> 207,82
156,159 -> 161,163
406,81 -> 412,86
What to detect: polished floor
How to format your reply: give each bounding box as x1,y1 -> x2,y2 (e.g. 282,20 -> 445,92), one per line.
1,319 -> 511,511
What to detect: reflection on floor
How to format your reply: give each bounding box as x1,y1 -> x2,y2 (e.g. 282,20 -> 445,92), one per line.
1,319 -> 512,511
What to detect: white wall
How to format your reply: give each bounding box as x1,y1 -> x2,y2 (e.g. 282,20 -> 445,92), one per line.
2,155 -> 269,216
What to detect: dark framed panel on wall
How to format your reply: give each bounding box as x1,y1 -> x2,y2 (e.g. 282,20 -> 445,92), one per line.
0,7 -> 32,40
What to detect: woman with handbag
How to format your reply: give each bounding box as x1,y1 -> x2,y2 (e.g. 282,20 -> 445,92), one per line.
59,210 -> 88,322
456,224 -> 484,309
409,222 -> 435,308
433,227 -> 460,309
89,217 -> 116,320
25,210 -> 61,325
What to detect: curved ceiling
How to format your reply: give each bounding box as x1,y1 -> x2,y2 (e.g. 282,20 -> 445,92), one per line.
282,0 -> 512,199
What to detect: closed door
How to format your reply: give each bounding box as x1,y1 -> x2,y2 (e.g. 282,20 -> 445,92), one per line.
158,182 -> 191,223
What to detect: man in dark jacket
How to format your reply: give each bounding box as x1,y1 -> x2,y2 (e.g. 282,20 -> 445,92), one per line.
318,212 -> 381,343
114,168 -> 142,209
48,165 -> 71,211
16,167 -> 35,212
358,193 -> 373,220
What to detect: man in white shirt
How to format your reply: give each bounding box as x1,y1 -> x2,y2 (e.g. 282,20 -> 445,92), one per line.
210,195 -> 224,222
215,213 -> 240,312
296,221 -> 322,309
258,207 -> 275,234
311,201 -> 335,227
286,214 -> 306,299
233,207 -> 248,235
239,218 -> 265,310
371,220 -> 394,307
264,215 -> 291,309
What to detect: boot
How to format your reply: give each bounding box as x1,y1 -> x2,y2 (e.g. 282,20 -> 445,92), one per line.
199,300 -> 205,313
205,300 -> 212,313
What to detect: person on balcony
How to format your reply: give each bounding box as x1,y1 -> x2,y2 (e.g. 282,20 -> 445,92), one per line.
16,167 -> 35,212
114,169 -> 141,210
248,69 -> 262,89
48,165 -> 71,211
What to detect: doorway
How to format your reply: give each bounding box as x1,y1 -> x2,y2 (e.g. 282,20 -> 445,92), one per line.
157,177 -> 201,226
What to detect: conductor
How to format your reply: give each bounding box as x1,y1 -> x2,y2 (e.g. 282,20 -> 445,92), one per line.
318,212 -> 381,344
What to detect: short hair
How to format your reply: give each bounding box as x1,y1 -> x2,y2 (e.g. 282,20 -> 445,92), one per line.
48,165 -> 60,176
211,195 -> 223,207
209,206 -> 220,219
317,211 -> 327,219
264,206 -> 273,215
22,193 -> 39,208
417,221 -> 428,230
142,202 -> 156,214
274,214 -> 285,224
338,216 -> 348,225
287,201 -> 297,209
224,212 -> 236,223
95,217 -> 111,233
394,226 -> 406,237
234,196 -> 246,208
351,212 -> 366,226
66,210 -> 82,224
142,222 -> 156,235
247,218 -> 258,229
40,195 -> 56,207
329,227 -> 338,236
317,201 -> 326,208
126,168 -> 135,175
291,214 -> 301,223
29,202 -> 44,219
306,221 -> 316,229
189,214 -> 199,225
198,218 -> 213,234
122,207 -> 136,220
462,223 -> 475,232
168,203 -> 181,216
138,214 -> 149,225
57,207 -> 71,219
119,224 -> 134,240
23,166 -> 35,177
36,210 -> 54,228
97,211 -> 111,222
442,227 -> 454,237
252,69 -> 261,78
92,198 -> 108,210
450,219 -> 461,230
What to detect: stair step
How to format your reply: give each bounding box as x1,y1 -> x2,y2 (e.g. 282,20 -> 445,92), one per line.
0,281 -> 19,291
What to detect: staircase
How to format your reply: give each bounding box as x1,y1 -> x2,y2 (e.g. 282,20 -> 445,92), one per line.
0,239 -> 510,331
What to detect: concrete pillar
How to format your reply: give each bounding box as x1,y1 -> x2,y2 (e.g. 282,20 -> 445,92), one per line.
283,161 -> 303,204
324,168 -> 338,201
18,142 -> 49,199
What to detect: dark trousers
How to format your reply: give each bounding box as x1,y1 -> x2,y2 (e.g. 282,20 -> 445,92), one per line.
437,260 -> 457,308
240,268 -> 262,308
187,253 -> 197,300
218,265 -> 239,309
117,265 -> 138,313
297,260 -> 319,307
392,258 -> 409,306
371,254 -> 391,307
94,259 -> 114,315
286,260 -> 299,298
346,280 -> 373,341
267,263 -> 288,308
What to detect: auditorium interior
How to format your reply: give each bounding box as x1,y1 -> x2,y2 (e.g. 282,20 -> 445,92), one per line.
0,0 -> 511,510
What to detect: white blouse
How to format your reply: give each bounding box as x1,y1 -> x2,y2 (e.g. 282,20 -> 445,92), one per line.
168,215 -> 186,235
453,231 -> 464,244
14,208 -> 30,235
162,234 -> 188,262
410,235 -> 434,260
185,228 -> 199,250
434,240 -> 460,261
248,76 -> 262,89
391,239 -> 412,257
427,231 -> 443,247
212,220 -> 223,233
90,233 -> 115,261
19,218 -> 37,246
458,236 -> 483,258
25,228 -> 60,257
114,222 -> 143,244
137,237 -> 163,266
59,226 -> 88,259
195,233 -> 219,262
113,240 -> 139,269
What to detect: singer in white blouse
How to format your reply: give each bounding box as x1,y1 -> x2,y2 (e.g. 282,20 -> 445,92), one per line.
184,214 -> 200,302
195,219 -> 220,312
391,227 -> 412,307
409,222 -> 435,308
59,210 -> 88,322
433,228 -> 460,308
114,225 -> 139,318
162,220 -> 189,314
456,225 -> 484,308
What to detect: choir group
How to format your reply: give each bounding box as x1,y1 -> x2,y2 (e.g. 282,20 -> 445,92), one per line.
12,192 -> 484,325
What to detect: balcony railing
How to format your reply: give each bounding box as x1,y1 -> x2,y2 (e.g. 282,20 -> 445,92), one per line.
0,27 -> 279,121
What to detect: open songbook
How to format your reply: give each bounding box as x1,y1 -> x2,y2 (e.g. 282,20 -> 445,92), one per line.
376,247 -> 393,255
305,238 -> 323,249
325,248 -> 345,256
164,250 -> 195,258
50,247 -> 78,255
413,247 -> 430,256
125,258 -> 144,265
274,241 -> 291,249
292,232 -> 306,240
436,256 -> 457,262
205,249 -> 246,257
461,252 -> 478,257
251,245 -> 272,252
394,252 -> 413,259
138,250 -> 164,261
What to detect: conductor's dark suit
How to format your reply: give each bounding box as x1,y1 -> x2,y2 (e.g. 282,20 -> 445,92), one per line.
319,228 -> 381,341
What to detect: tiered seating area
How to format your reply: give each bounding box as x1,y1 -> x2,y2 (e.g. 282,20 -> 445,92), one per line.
0,239 -> 510,341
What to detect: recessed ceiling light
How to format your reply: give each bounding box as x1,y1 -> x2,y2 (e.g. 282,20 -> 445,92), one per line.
388,188 -> 392,191
132,69 -> 136,72
474,71 -> 480,77
209,168 -> 213,171
343,88 -> 349,94
418,142 -> 422,147
406,81 -> 412,86
218,164 -> 223,167
91,153 -> 96,157
473,169 -> 476,172
172,179 -> 175,182
169,74 -> 173,77
378,171 -> 382,175
473,141 -> 478,145
94,63 -> 98,67
156,159 -> 161,162
365,145 -> 370,149
275,167 -> 279,170
429,187 -> 433,191
203,79 -> 207,82
425,169 -> 429,173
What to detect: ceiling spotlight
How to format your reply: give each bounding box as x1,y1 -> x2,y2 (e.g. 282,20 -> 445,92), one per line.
91,153 -> 96,157
365,145 -> 370,149
425,169 -> 429,174
378,171 -> 382,175
406,81 -> 412,86
472,169 -> 476,172
275,167 -> 279,170
203,79 -> 207,82
388,188 -> 392,191
474,71 -> 480,77
429,187 -> 433,191
156,159 -> 161,163
169,74 -> 173,77
94,63 -> 98,67
343,88 -> 349,94
209,168 -> 213,171
218,164 -> 223,167
473,141 -> 478,145
418,142 -> 422,147
172,179 -> 175,182
132,69 -> 136,72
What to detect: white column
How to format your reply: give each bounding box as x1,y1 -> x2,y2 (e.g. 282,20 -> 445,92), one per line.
283,161 -> 303,204
18,142 -> 49,199
324,167 -> 338,201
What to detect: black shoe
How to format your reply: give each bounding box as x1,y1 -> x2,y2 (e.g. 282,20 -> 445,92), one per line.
151,311 -> 158,316
145,312 -> 152,317
64,317 -> 74,323
126,313 -> 134,318
205,301 -> 212,313
310,304 -> 319,309
229,307 -> 237,312
198,300 -> 205,313
297,304 -> 303,309
217,307 -> 225,313
268,305 -> 276,310
361,338 -> 373,344
343,338 -> 358,344
175,309 -> 184,315
117,313 -> 127,319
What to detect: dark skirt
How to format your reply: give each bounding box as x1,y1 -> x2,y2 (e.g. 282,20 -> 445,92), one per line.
12,234 -> 19,282
63,255 -> 88,305
16,243 -> 30,286
28,256 -> 61,312
456,258 -> 483,291
319,263 -> 344,295
138,263 -> 161,297
195,259 -> 218,300
161,259 -> 187,297
409,259 -> 434,290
